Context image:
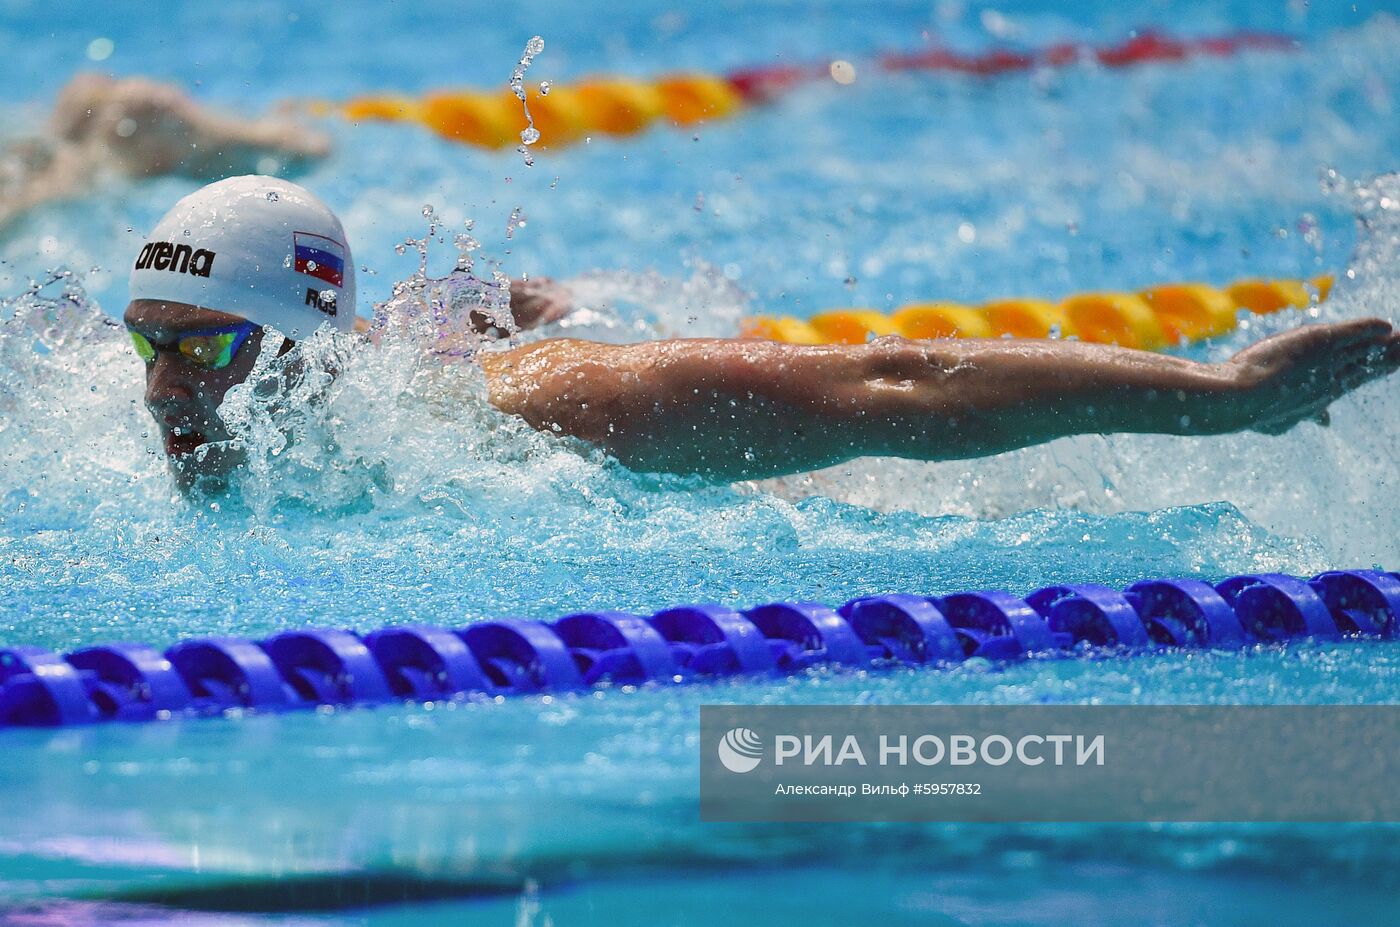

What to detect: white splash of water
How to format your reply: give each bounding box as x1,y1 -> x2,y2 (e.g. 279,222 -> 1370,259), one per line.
0,268 -> 165,518
210,211 -> 539,517
555,263 -> 750,341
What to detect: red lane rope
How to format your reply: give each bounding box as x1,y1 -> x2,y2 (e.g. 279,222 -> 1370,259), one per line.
728,29 -> 1297,102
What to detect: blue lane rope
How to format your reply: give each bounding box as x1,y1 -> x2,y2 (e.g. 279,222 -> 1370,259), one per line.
2,570 -> 1397,729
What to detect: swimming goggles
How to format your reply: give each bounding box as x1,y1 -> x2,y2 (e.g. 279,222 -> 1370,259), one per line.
128,322 -> 257,371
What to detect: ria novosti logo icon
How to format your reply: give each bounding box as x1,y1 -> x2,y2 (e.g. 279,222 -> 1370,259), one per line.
717,727 -> 763,773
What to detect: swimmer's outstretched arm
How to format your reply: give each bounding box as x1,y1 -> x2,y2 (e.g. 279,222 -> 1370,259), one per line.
481,319 -> 1400,480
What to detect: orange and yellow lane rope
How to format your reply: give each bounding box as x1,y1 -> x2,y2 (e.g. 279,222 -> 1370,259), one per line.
740,276 -> 1333,350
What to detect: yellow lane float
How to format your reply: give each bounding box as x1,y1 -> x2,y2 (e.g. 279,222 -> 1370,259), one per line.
331,74 -> 745,150
741,275 -> 1333,350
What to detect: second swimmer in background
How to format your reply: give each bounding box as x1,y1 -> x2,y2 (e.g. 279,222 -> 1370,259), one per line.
0,74 -> 329,231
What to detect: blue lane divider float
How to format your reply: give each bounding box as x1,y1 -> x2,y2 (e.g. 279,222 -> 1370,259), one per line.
1,569 -> 1397,729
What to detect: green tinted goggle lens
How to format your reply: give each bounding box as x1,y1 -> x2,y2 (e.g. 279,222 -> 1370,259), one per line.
128,325 -> 254,371
129,330 -> 156,363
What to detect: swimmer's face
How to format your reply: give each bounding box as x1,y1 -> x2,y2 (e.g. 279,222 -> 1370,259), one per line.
123,299 -> 270,489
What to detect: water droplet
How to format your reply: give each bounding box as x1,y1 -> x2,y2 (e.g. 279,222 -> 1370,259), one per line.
266,191 -> 279,202
539,80 -> 552,95
506,207 -> 526,240
85,37 -> 114,61
829,60 -> 856,84
509,36 -> 546,165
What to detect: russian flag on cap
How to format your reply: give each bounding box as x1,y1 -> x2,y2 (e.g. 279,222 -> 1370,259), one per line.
294,232 -> 345,288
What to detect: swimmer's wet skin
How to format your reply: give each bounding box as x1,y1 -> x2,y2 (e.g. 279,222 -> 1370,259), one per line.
480,323 -> 1400,480
124,299 -> 280,482
128,177 -> 1400,487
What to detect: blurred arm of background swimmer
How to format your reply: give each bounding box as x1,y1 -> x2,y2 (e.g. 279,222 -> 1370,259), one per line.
467,277 -> 575,333
352,277 -> 574,336
480,320 -> 1400,481
0,74 -> 329,230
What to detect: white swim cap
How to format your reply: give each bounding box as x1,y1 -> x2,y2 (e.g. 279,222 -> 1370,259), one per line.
129,175 -> 355,339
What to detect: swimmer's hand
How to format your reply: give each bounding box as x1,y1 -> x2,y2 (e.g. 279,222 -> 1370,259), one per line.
1227,318 -> 1400,435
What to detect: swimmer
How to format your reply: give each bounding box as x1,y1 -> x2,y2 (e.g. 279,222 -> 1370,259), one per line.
123,177 -> 1400,488
1,74 -> 328,230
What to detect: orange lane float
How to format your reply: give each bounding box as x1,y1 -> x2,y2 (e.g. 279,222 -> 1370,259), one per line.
739,275 -> 1333,351
327,73 -> 744,150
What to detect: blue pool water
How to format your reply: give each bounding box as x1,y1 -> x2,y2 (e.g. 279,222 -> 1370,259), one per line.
2,0 -> 1400,922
